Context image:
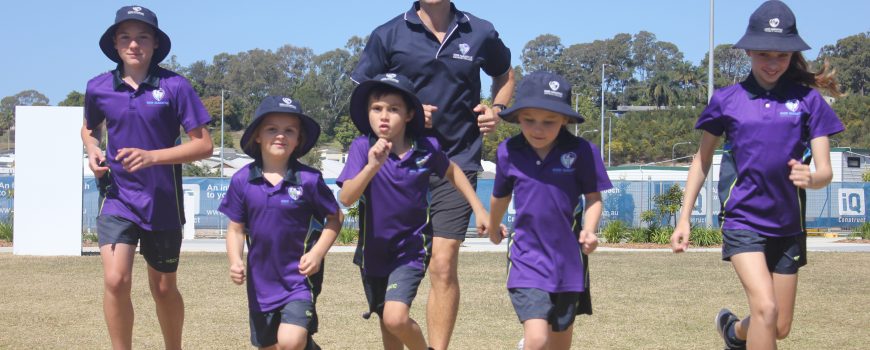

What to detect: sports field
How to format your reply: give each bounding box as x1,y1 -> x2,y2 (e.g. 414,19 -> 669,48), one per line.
1,251 -> 868,349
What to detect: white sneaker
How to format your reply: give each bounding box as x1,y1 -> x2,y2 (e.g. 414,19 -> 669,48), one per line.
517,337 -> 525,350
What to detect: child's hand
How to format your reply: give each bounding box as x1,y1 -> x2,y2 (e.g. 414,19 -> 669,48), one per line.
423,104 -> 438,128
475,212 -> 490,238
116,147 -> 156,173
489,224 -> 508,245
670,221 -> 691,253
229,260 -> 246,285
299,252 -> 323,277
368,138 -> 392,168
579,230 -> 598,254
86,148 -> 109,178
788,159 -> 813,188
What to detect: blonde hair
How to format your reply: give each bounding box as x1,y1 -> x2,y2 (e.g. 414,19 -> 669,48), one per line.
784,53 -> 843,97
245,114 -> 307,160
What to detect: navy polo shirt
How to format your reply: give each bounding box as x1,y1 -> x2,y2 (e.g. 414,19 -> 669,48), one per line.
697,74 -> 844,237
85,66 -> 211,231
351,1 -> 512,171
336,135 -> 449,277
493,130 -> 612,293
219,161 -> 340,312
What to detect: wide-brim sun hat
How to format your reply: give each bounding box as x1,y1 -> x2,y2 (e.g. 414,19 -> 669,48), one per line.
733,0 -> 810,52
240,96 -> 321,159
498,71 -> 584,124
100,5 -> 172,65
349,73 -> 425,136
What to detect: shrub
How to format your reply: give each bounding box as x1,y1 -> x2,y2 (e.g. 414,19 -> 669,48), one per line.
0,217 -> 12,241
855,222 -> 870,240
602,220 -> 629,243
628,228 -> 649,243
650,226 -> 672,245
690,226 -> 722,246
338,228 -> 358,245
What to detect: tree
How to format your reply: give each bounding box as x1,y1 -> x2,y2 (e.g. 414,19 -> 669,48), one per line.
332,115 -> 357,152
817,32 -> 870,95
654,184 -> 684,227
211,128 -> 235,149
700,44 -> 751,87
58,91 -> 85,107
0,90 -> 50,132
521,34 -> 564,73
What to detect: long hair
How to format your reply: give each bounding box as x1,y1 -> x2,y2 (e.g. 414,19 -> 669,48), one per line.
783,52 -> 843,97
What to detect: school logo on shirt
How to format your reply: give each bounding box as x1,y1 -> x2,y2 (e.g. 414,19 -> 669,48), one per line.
452,43 -> 474,61
147,88 -> 169,106
560,152 -> 576,169
381,73 -> 399,83
780,99 -> 801,116
544,81 -> 564,98
765,18 -> 783,33
288,186 -> 303,200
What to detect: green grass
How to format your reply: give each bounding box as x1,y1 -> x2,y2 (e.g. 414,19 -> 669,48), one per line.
1,252 -> 869,349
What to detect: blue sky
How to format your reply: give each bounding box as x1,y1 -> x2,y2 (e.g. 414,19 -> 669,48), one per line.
2,0 -> 867,104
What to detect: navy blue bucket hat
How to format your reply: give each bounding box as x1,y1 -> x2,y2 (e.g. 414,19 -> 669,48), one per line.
100,5 -> 172,65
733,0 -> 810,52
349,73 -> 425,136
241,96 -> 321,159
498,71 -> 584,124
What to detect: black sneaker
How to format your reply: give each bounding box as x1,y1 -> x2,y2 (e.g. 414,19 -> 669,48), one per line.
715,308 -> 745,350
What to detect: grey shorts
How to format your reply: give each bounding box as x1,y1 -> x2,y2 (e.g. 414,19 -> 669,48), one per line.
360,265 -> 425,318
509,288 -> 582,332
249,300 -> 318,348
722,229 -> 807,274
97,215 -> 182,273
429,171 -> 478,241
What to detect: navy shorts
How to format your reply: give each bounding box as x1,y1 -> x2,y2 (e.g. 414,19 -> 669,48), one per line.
722,229 -> 807,274
249,300 -> 318,348
360,265 -> 425,318
429,171 -> 478,241
97,215 -> 182,273
509,288 -> 582,332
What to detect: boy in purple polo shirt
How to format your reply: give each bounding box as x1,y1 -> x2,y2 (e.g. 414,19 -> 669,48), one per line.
488,71 -> 612,350
669,2 -> 845,349
219,96 -> 342,350
81,6 -> 212,349
337,73 -> 489,350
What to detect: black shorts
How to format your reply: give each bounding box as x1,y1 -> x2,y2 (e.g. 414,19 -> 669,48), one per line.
429,171 -> 477,241
249,300 -> 318,348
509,288 -> 581,332
360,265 -> 425,318
97,215 -> 182,273
722,229 -> 807,274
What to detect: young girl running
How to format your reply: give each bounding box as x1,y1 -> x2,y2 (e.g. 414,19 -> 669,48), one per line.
670,1 -> 844,349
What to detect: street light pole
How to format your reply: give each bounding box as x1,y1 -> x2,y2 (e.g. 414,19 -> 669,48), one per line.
608,114 -> 613,167
220,89 -> 225,179
704,0 -> 715,228
600,63 -> 606,161
573,93 -> 580,136
672,141 -> 694,165
580,129 -> 598,138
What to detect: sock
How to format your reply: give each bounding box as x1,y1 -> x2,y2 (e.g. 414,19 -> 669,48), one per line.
727,320 -> 746,345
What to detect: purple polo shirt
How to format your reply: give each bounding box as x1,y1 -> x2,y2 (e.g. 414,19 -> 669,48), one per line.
697,75 -> 844,237
219,161 -> 340,312
493,130 -> 612,293
351,1 -> 512,171
85,66 -> 211,231
337,135 -> 449,277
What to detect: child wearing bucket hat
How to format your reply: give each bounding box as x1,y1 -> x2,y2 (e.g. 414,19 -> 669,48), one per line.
487,70 -> 612,350
219,96 -> 342,350
668,1 -> 845,349
81,5 -> 213,349
337,73 -> 489,350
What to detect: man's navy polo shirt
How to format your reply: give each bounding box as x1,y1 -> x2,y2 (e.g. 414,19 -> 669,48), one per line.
697,74 -> 844,237
492,130 -> 612,293
351,1 -> 512,171
85,66 -> 211,231
337,135 -> 449,277
219,161 -> 340,312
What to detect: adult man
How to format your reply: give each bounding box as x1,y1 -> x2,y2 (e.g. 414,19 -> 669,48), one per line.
352,1 -> 514,348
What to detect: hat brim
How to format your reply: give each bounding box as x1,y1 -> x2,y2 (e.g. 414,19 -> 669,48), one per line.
733,33 -> 810,52
240,112 -> 321,159
100,20 -> 172,65
498,98 -> 584,124
349,79 -> 425,136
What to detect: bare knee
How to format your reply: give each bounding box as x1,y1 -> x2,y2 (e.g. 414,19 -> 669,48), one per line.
148,278 -> 179,301
776,322 -> 792,340
750,300 -> 779,327
381,312 -> 411,334
523,333 -> 549,350
276,337 -> 306,350
104,271 -> 132,296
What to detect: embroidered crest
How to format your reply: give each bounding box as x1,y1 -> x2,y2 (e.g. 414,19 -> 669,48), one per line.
151,88 -> 165,102
785,99 -> 799,112
769,18 -> 780,28
459,43 -> 470,55
549,81 -> 560,92
560,152 -> 577,169
287,186 -> 303,200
